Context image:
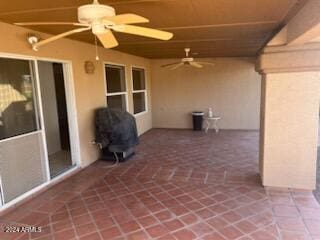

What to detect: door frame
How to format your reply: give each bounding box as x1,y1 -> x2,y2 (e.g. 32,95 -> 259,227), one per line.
0,52 -> 81,208
36,59 -> 81,173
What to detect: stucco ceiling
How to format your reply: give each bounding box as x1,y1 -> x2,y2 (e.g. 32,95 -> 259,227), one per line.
0,0 -> 308,58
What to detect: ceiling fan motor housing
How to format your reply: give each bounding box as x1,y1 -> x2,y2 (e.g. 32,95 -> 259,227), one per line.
182,57 -> 194,62
78,4 -> 116,24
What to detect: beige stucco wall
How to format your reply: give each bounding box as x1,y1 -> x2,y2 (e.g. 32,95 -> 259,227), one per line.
0,21 -> 152,167
257,43 -> 320,190
151,58 -> 261,129
260,72 -> 320,189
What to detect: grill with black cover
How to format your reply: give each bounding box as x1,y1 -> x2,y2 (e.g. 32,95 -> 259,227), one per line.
95,107 -> 139,161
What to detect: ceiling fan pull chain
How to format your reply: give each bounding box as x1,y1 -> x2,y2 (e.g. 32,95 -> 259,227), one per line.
95,35 -> 100,60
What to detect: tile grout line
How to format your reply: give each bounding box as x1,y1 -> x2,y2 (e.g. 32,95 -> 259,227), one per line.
84,188 -> 115,240
204,172 -> 209,184
289,190 -> 314,239
167,167 -> 178,181
223,170 -> 227,185
64,201 -> 80,240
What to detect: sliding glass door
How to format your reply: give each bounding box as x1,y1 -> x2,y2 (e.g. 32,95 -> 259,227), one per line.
0,55 -> 79,207
0,57 -> 48,204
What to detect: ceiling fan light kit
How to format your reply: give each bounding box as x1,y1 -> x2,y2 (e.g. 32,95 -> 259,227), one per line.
15,0 -> 173,51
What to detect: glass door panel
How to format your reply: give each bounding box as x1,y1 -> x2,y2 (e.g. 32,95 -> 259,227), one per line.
0,57 -> 48,204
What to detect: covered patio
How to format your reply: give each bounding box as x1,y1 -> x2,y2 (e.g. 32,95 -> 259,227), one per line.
1,0 -> 320,239
1,130 -> 319,240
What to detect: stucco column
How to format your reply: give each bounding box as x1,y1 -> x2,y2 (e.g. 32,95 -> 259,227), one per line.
257,43 -> 320,190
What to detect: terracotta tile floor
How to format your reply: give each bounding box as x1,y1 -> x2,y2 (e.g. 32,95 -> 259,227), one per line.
1,129 -> 320,240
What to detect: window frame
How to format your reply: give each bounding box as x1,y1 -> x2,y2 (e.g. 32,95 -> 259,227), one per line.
131,65 -> 148,116
103,62 -> 129,112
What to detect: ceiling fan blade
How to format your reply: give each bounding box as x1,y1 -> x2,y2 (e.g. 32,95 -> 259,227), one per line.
33,27 -> 90,50
113,25 -> 173,40
96,30 -> 119,48
104,14 -> 149,25
196,61 -> 215,66
170,63 -> 184,70
15,22 -> 90,27
161,62 -> 182,68
189,62 -> 203,68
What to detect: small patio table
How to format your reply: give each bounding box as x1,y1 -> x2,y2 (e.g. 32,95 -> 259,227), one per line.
204,116 -> 221,133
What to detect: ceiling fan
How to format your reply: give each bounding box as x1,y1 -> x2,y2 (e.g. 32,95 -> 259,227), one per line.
15,0 -> 173,51
161,48 -> 215,70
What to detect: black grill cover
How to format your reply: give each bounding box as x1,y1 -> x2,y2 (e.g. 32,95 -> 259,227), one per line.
95,108 -> 139,152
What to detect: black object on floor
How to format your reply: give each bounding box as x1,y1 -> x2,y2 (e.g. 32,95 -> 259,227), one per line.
100,147 -> 135,162
95,107 -> 139,161
192,111 -> 204,131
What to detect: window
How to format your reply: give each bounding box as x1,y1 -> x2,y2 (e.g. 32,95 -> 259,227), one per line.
0,58 -> 39,140
132,67 -> 147,115
105,64 -> 127,111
